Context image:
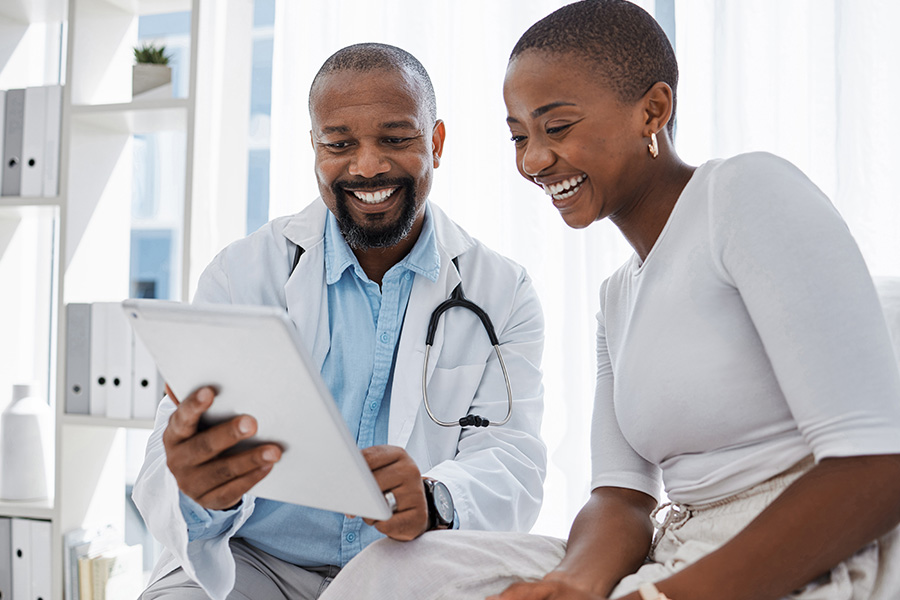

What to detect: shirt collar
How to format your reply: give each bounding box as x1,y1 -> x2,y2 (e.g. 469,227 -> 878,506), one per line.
324,203 -> 441,285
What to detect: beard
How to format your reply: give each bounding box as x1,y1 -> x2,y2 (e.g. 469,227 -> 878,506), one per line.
332,177 -> 419,250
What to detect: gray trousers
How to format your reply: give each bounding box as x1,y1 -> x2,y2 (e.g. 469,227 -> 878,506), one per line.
140,538 -> 341,600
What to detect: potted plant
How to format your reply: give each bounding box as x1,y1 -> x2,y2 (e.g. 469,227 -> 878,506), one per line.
132,43 -> 172,99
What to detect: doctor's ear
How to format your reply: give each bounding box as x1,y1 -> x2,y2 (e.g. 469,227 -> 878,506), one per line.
431,120 -> 446,168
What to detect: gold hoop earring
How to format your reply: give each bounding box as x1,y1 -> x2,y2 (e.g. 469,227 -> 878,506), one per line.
648,132 -> 659,159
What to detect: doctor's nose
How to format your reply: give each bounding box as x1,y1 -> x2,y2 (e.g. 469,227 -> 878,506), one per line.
349,145 -> 391,179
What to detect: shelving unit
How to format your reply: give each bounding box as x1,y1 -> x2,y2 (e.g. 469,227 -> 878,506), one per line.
1,0 -> 200,596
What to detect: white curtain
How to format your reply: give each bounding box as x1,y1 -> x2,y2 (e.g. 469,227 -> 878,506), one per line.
269,0 -> 900,539
676,0 -> 900,277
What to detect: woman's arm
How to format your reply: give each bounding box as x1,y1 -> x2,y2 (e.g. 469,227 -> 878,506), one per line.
547,486 -> 657,596
490,486 -> 656,600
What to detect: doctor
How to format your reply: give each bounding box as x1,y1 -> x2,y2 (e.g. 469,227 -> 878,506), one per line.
133,43 -> 547,600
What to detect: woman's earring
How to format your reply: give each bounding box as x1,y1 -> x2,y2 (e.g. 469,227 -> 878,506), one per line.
648,132 -> 659,159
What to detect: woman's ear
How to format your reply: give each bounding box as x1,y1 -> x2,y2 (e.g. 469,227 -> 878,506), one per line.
642,81 -> 674,137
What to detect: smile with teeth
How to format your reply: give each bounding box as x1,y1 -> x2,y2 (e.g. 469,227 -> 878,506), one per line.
350,187 -> 398,204
542,174 -> 586,200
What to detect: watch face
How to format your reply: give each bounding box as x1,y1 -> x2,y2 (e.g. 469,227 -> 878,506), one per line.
433,481 -> 454,523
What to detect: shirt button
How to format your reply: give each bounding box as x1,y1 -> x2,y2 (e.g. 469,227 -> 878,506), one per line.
380,332 -> 390,343
345,532 -> 356,543
405,272 -> 411,280
369,401 -> 378,411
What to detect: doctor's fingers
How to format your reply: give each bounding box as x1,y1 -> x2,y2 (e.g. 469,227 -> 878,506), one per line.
369,499 -> 429,541
191,461 -> 276,511
164,386 -> 217,443
173,445 -> 281,509
165,416 -> 270,475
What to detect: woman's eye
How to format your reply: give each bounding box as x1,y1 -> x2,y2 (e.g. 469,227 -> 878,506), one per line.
546,124 -> 571,135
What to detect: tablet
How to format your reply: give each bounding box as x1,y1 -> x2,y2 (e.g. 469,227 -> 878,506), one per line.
121,298 -> 392,521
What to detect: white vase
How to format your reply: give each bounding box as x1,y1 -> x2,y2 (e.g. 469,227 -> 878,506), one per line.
0,383 -> 53,501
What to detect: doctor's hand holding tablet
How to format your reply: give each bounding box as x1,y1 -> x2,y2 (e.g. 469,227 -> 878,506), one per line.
162,383 -> 436,540
162,384 -> 282,512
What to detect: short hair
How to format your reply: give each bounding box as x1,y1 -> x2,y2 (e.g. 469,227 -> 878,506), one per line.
510,0 -> 678,134
309,43 -> 437,124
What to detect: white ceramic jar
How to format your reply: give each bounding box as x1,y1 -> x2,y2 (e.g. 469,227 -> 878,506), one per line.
0,382 -> 53,501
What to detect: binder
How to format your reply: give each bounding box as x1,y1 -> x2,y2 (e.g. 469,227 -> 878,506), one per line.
132,332 -> 164,420
0,517 -> 11,600
1,88 -> 25,197
20,86 -> 47,197
89,303 -> 109,416
10,518 -> 31,599
65,303 -> 92,415
42,85 -> 63,197
0,90 -> 5,194
30,519 -> 51,600
105,303 -> 133,419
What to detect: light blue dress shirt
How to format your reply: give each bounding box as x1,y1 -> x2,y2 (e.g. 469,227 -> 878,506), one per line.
179,205 -> 440,568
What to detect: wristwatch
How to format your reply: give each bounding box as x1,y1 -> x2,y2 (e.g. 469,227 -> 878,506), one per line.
423,478 -> 454,530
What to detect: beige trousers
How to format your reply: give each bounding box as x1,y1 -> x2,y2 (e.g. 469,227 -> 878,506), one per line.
320,458 -> 900,600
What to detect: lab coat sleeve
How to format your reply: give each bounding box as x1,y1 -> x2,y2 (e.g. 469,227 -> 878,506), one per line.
131,397 -> 257,600
424,269 -> 547,532
131,252 -> 261,600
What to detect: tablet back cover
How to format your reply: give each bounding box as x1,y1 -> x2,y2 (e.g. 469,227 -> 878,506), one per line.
122,299 -> 391,521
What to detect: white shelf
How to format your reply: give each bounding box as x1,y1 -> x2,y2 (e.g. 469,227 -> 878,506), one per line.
62,414 -> 156,429
0,196 -> 63,209
70,98 -> 189,133
0,498 -> 55,520
103,0 -> 192,16
0,0 -> 66,23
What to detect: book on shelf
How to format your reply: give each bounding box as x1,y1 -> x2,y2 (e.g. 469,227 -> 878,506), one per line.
91,543 -> 143,600
64,524 -> 121,600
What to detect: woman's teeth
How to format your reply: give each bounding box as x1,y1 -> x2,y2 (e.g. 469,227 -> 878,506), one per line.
543,174 -> 586,200
352,188 -> 396,204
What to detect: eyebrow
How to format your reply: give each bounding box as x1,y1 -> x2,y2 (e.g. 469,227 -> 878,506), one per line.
507,101 -> 578,124
380,120 -> 418,130
318,121 -> 419,135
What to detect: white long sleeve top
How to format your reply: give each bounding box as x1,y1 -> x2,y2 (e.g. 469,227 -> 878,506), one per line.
592,152 -> 900,505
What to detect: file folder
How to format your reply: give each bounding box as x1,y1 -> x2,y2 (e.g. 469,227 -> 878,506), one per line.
31,520 -> 51,600
0,90 -> 5,194
10,518 -> 31,599
0,517 -> 11,600
65,303 -> 92,415
20,86 -> 47,197
2,89 -> 25,197
105,303 -> 134,419
132,332 -> 164,420
42,85 -> 63,197
90,303 -> 109,416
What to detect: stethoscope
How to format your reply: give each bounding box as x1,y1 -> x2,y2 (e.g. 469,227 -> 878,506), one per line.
422,257 -> 513,428
290,247 -> 513,429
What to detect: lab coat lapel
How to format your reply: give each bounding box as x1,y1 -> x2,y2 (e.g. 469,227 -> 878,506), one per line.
389,256 -> 460,446
282,201 -> 331,372
388,210 -> 466,447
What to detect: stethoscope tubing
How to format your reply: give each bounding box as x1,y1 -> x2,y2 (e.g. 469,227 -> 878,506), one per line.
422,342 -> 513,427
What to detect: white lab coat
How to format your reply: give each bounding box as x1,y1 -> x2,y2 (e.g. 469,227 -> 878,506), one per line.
132,199 -> 547,600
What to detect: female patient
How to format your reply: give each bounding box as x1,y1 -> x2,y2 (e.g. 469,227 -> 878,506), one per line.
318,2 -> 900,599
495,0 -> 900,599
